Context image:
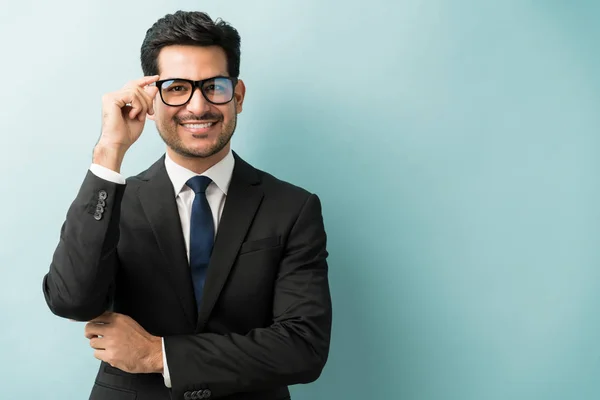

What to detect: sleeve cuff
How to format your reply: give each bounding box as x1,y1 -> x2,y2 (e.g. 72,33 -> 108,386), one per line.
162,337 -> 172,388
89,164 -> 126,185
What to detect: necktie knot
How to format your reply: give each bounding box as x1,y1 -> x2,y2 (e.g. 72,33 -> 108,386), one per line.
186,176 -> 212,194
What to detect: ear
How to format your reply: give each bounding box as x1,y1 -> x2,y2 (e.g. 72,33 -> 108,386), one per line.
234,79 -> 246,114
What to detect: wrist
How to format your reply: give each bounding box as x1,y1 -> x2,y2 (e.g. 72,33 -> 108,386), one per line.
146,336 -> 164,374
93,141 -> 128,173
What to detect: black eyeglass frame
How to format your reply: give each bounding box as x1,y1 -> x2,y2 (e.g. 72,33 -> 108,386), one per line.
152,76 -> 239,106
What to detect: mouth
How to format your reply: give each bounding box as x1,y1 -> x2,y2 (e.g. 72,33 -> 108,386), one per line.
179,121 -> 219,134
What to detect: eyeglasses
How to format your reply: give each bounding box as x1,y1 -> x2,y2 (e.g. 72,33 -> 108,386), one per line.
152,76 -> 238,106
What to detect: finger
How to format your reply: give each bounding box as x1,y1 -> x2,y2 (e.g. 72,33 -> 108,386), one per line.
143,84 -> 159,99
93,349 -> 107,362
126,75 -> 160,91
89,337 -> 106,350
115,89 -> 151,120
85,327 -> 104,339
134,90 -> 153,120
108,90 -> 138,114
142,86 -> 159,115
85,330 -> 102,340
85,322 -> 108,339
127,92 -> 149,121
134,87 -> 154,120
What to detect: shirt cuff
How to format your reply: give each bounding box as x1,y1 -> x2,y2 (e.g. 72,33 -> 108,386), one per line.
89,164 -> 126,185
162,337 -> 171,388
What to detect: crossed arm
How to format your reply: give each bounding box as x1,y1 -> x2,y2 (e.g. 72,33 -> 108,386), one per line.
43,173 -> 332,398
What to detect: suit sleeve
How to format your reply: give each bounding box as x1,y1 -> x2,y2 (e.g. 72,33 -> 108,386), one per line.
164,193 -> 332,399
42,170 -> 126,321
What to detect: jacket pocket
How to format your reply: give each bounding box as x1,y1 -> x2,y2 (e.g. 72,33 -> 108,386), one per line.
239,236 -> 281,255
90,381 -> 136,400
104,363 -> 130,377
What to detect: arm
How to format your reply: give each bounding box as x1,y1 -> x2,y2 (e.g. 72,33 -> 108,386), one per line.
42,75 -> 159,322
42,169 -> 126,321
165,194 -> 332,398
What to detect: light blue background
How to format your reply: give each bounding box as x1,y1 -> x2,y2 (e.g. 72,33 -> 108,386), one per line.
1,1 -> 599,399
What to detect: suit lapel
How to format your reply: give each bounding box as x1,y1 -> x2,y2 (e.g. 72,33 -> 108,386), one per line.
137,156 -> 198,328
196,153 -> 264,331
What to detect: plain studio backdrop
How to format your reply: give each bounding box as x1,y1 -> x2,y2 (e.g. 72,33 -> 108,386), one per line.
0,0 -> 599,399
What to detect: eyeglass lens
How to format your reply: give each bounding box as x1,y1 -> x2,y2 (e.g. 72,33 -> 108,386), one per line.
160,77 -> 234,106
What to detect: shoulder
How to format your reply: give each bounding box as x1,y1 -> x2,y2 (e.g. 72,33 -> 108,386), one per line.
236,153 -> 313,200
258,168 -> 312,198
248,163 -> 322,215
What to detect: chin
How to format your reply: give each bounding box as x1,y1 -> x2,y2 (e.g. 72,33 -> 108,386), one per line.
182,143 -> 225,158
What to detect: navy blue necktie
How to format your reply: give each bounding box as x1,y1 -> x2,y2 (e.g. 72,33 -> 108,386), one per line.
186,176 -> 214,309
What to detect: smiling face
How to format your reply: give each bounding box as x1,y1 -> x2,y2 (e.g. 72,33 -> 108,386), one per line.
149,45 -> 245,166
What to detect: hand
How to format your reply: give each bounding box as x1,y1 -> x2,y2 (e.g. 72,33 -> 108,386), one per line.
99,75 -> 160,149
93,76 -> 160,172
85,312 -> 163,374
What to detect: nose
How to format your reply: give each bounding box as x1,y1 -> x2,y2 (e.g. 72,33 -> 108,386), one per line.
185,87 -> 210,114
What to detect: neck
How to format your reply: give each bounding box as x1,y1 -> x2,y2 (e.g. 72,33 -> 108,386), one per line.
166,144 -> 230,174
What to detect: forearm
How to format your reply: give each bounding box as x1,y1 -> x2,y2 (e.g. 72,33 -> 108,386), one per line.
166,193 -> 331,398
165,315 -> 330,398
165,198 -> 332,397
43,170 -> 126,321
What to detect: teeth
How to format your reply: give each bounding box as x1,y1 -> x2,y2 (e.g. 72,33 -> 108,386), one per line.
183,122 -> 214,129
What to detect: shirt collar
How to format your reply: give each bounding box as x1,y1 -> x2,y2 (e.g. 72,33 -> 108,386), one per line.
164,149 -> 235,197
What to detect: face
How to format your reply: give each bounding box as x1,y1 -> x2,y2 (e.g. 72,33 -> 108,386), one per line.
149,45 -> 245,160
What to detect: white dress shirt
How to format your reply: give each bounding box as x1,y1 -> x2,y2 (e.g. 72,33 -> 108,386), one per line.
89,149 -> 235,388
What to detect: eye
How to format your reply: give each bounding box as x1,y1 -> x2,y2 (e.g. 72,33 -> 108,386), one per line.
166,85 -> 188,93
205,84 -> 226,93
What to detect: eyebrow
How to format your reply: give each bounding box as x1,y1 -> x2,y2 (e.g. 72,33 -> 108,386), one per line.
158,75 -> 231,81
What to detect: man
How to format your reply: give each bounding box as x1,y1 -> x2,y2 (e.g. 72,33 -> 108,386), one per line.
42,10 -> 332,400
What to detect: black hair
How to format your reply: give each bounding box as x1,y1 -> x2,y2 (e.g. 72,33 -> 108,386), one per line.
141,11 -> 241,77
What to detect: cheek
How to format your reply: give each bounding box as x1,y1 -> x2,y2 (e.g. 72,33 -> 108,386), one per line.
155,108 -> 178,124
220,105 -> 236,120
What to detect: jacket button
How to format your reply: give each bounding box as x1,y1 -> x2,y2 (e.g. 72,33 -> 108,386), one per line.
202,389 -> 211,398
98,190 -> 107,200
97,199 -> 106,207
96,205 -> 104,213
93,212 -> 102,221
183,391 -> 192,400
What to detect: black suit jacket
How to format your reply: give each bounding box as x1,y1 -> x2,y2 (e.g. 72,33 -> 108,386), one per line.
42,152 -> 332,400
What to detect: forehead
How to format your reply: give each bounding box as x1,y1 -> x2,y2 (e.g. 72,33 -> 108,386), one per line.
157,45 -> 228,80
